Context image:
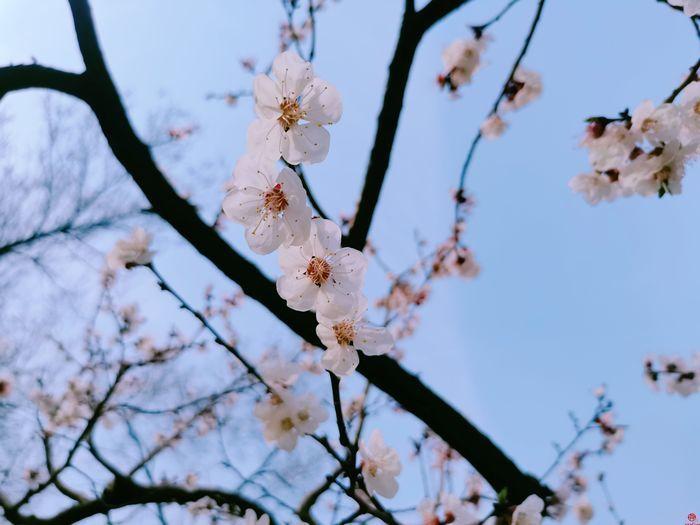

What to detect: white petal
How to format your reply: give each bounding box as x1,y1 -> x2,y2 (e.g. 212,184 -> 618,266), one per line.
272,50 -> 313,99
245,214 -> 288,255
247,118 -> 283,161
302,79 -> 343,125
278,244 -> 309,273
315,286 -> 358,318
355,324 -> 393,356
276,273 -> 318,311
303,218 -> 341,258
321,345 -> 359,376
276,167 -> 312,246
253,74 -> 283,120
284,123 -> 330,165
316,323 -> 338,349
222,187 -> 264,227
330,247 -> 367,288
233,154 -> 277,189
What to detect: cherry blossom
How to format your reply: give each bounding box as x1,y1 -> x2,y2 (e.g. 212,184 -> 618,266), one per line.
106,227 -> 154,270
438,36 -> 490,92
316,297 -> 394,376
511,494 -> 544,525
568,172 -> 620,205
678,81 -> 700,144
247,50 -> 342,165
254,390 -> 328,451
480,113 -> 508,140
667,0 -> 700,15
622,139 -> 693,197
359,429 -> 401,499
223,155 -> 312,254
500,68 -> 542,112
572,494 -> 594,524
277,218 -> 367,317
258,354 -> 302,389
630,100 -> 681,146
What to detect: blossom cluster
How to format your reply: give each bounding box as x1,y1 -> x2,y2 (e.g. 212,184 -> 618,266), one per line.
644,353 -> 700,396
570,82 -> 700,204
437,35 -> 542,139
220,49 -> 402,497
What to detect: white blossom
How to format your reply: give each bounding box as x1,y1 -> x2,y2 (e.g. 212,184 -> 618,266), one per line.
106,227 -> 154,270
572,494 -> 594,524
480,113 -> 508,140
630,100 -> 681,146
247,50 -> 342,165
621,139 -> 692,197
511,494 -> 544,525
439,36 -> 490,90
667,0 -> 700,15
236,509 -> 270,525
253,391 -> 328,451
679,81 -> 700,145
568,172 -> 619,205
581,122 -> 637,173
223,155 -> 312,254
359,429 -> 401,499
500,68 -> 542,112
277,218 -> 366,317
440,493 -> 477,524
316,297 -> 393,376
259,355 -> 302,390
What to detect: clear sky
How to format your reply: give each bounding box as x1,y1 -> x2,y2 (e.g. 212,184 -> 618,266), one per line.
1,1 -> 699,524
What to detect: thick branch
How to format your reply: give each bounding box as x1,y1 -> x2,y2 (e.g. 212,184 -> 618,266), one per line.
0,65 -> 85,100
2,477 -> 275,525
344,0 -> 471,250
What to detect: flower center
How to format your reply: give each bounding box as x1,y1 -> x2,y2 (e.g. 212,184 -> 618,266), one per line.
694,100 -> 700,115
333,321 -> 356,346
281,417 -> 294,431
278,97 -> 303,131
306,256 -> 331,286
263,183 -> 288,214
640,117 -> 657,133
297,409 -> 310,422
653,165 -> 672,183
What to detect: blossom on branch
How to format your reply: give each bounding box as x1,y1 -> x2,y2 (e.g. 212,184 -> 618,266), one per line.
500,67 -> 542,112
316,296 -> 394,376
106,227 -> 154,270
359,429 -> 402,499
277,218 -> 367,317
223,155 -> 312,254
438,36 -> 490,93
247,50 -> 342,165
254,390 -> 328,451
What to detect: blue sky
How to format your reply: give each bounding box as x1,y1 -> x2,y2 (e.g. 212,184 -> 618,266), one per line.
1,0 -> 699,523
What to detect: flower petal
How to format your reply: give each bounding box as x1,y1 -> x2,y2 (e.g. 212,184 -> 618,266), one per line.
284,123 -> 330,165
302,79 -> 343,125
355,324 -> 393,356
272,50 -> 313,99
253,74 -> 283,120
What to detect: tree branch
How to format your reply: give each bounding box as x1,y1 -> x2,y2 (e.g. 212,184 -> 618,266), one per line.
0,0 -> 550,504
344,0 -> 472,250
2,477 -> 276,525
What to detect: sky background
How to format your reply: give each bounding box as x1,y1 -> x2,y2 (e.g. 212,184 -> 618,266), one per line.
0,0 -> 699,524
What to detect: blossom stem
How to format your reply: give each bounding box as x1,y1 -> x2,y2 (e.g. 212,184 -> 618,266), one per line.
146,263 -> 273,393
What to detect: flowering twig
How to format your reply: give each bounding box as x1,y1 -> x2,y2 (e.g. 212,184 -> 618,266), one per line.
598,472 -> 625,525
146,263 -> 272,392
454,0 -> 547,223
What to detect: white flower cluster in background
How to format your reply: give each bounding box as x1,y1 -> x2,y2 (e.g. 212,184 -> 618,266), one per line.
438,35 -> 491,93
106,227 -> 154,270
644,353 -> 700,396
480,67 -> 543,140
570,82 -> 700,204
